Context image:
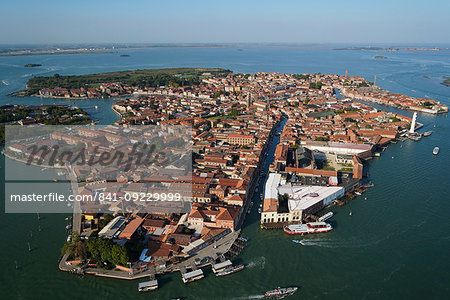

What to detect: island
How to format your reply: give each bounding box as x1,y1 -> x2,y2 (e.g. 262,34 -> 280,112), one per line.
334,46 -> 449,52
334,46 -> 398,51
373,56 -> 387,59
442,76 -> 450,87
10,68 -> 232,97
119,54 -> 130,57
4,68 -> 448,288
24,63 -> 42,67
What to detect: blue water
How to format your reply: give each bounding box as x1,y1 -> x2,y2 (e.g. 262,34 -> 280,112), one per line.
1,46 -> 449,299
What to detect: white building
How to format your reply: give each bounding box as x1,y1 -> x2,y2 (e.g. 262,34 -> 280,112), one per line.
261,173 -> 344,225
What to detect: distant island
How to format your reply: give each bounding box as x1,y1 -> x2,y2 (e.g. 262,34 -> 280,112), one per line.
373,56 -> 387,59
119,54 -> 130,57
24,63 -> 42,67
335,46 -> 449,52
10,68 -> 232,97
334,46 -> 399,51
0,48 -> 111,56
442,76 -> 450,87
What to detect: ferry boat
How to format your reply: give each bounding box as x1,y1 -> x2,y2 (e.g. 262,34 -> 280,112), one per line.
182,269 -> 204,284
433,147 -> 439,155
264,287 -> 298,298
216,264 -> 245,277
318,212 -> 334,222
284,222 -> 332,235
138,279 -> 158,292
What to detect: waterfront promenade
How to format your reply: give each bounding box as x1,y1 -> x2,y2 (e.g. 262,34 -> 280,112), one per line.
59,230 -> 240,280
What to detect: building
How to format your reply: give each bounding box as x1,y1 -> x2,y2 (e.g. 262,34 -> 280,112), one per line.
261,173 -> 344,226
118,217 -> 144,240
280,184 -> 344,216
226,134 -> 255,145
302,141 -> 374,160
98,216 -> 127,239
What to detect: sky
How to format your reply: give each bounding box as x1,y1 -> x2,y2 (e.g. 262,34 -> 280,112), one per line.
1,0 -> 449,45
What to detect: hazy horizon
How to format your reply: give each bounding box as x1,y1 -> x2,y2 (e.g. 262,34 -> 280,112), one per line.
1,0 -> 449,45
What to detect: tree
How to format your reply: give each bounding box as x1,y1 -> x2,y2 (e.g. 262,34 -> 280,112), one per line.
98,214 -> 113,229
74,241 -> 88,259
422,101 -> 433,108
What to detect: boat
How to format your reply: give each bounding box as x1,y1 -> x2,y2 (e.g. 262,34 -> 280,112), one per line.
238,236 -> 248,242
318,212 -> 334,222
423,131 -> 433,137
349,211 -> 352,216
247,202 -> 254,214
216,264 -> 245,277
355,191 -> 362,196
292,240 -> 302,244
433,147 -> 439,155
182,269 -> 204,283
264,287 -> 298,298
284,222 -> 332,235
258,207 -> 262,213
138,279 -> 158,292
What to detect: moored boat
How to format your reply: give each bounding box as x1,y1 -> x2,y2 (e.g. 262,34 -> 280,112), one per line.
216,264 -> 245,277
264,287 -> 298,298
318,212 -> 334,222
423,131 -> 432,137
284,222 -> 332,235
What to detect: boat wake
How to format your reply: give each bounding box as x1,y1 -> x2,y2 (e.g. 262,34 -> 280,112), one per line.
246,256 -> 266,269
297,238 -> 383,248
230,295 -> 265,300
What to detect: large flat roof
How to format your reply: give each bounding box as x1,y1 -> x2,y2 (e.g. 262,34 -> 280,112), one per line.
278,185 -> 344,211
264,173 -> 281,200
182,269 -> 204,279
98,216 -> 126,238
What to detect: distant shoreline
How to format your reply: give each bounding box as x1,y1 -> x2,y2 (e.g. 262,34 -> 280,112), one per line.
0,49 -> 112,57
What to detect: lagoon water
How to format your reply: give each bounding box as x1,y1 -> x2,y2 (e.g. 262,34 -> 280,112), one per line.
1,46 -> 450,299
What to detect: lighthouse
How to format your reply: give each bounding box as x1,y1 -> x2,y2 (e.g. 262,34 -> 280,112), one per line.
409,112 -> 417,133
